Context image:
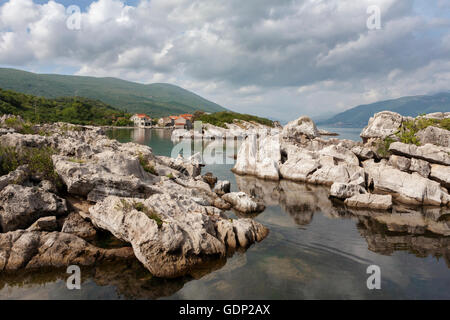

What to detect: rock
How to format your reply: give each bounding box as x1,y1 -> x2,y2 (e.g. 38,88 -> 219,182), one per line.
430,164 -> 450,189
27,216 -> 59,232
307,162 -> 365,186
409,158 -> 431,178
157,153 -> 202,177
213,180 -> 231,196
89,196 -> 268,278
318,145 -> 360,166
330,182 -> 367,199
232,133 -> 281,180
344,193 -> 393,210
363,160 -> 450,206
0,185 -> 67,232
222,192 -> 266,213
389,142 -> 450,166
0,165 -> 29,191
360,111 -> 404,142
0,230 -> 134,271
280,157 -> 320,182
0,133 -> 48,150
416,126 -> 450,148
388,155 -> 411,172
282,116 -> 319,140
61,212 -> 97,240
351,146 -> 374,160
422,112 -> 450,120
38,180 -> 57,193
213,197 -> 232,210
202,172 -> 217,189
52,154 -> 160,202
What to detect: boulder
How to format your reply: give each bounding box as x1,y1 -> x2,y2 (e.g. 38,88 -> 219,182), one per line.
363,160 -> 450,206
202,172 -> 217,189
409,158 -> 431,178
388,155 -> 411,172
213,180 -> 231,196
344,193 -> 393,210
27,216 -> 59,232
52,154 -> 160,202
416,126 -> 450,148
389,142 -> 450,166
222,192 -> 266,213
282,116 -> 319,140
0,185 -> 67,232
307,162 -> 365,186
89,196 -> 268,278
61,212 -> 97,240
318,145 -> 360,166
430,164 -> 450,189
360,111 -> 404,141
0,165 -> 29,191
330,182 -> 367,199
232,133 -> 281,180
351,146 -> 374,161
0,230 -> 134,271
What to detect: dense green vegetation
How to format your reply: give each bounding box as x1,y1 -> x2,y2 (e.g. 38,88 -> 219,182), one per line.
0,88 -> 131,126
0,68 -> 226,117
195,111 -> 274,128
0,146 -> 62,188
319,92 -> 450,128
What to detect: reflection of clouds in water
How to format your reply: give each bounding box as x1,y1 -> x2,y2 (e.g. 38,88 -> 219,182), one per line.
234,174 -> 450,298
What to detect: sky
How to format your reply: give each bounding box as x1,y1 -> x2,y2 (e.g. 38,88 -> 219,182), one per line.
0,0 -> 449,121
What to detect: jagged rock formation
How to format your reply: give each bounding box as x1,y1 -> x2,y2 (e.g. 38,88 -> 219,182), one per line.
0,120 -> 269,278
233,111 -> 450,212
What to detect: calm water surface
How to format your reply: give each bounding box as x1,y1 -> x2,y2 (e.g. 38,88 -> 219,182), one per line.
1,127 -> 449,300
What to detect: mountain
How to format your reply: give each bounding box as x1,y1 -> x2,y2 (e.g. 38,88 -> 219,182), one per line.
0,68 -> 226,118
318,92 -> 450,128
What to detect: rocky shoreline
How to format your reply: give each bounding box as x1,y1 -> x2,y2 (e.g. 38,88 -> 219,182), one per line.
0,117 -> 268,278
233,112 -> 450,213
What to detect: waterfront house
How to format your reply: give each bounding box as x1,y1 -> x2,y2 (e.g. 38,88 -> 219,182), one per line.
131,114 -> 152,127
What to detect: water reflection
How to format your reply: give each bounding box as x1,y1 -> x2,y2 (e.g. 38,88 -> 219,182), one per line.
235,174 -> 450,267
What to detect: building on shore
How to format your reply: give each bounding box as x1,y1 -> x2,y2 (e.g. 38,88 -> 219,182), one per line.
158,117 -> 173,127
131,114 -> 152,127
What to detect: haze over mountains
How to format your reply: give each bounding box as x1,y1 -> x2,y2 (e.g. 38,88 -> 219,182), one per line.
0,68 -> 226,118
318,92 -> 450,128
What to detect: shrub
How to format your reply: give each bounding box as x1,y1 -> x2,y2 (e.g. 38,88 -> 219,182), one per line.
0,145 -> 62,188
0,146 -> 19,175
138,153 -> 157,175
116,199 -> 163,228
376,136 -> 395,158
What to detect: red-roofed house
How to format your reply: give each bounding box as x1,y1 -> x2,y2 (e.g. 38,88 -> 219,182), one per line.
131,113 -> 152,127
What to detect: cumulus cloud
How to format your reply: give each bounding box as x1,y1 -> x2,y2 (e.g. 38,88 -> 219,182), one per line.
0,0 -> 449,121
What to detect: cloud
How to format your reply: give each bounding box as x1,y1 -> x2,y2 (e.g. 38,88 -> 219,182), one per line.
0,0 -> 449,121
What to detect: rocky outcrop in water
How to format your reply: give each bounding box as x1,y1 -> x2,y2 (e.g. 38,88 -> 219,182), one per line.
233,111 -> 450,212
0,120 -> 269,278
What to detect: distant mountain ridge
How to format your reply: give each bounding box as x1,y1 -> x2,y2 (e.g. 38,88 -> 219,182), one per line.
0,68 -> 226,117
318,92 -> 450,128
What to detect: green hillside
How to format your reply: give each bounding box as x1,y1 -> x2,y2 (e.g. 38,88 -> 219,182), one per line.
0,88 -> 130,126
318,92 -> 450,128
0,68 -> 226,117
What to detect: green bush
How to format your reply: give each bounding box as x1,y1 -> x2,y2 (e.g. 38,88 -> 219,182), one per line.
196,111 -> 274,128
0,145 -> 62,188
395,116 -> 449,146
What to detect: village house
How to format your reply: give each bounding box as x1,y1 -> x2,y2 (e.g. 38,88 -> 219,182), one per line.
158,116 -> 172,127
130,114 -> 152,127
